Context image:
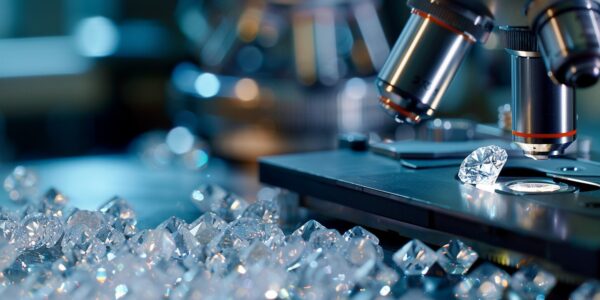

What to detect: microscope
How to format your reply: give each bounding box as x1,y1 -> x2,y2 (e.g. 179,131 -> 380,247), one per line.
377,0 -> 600,159
260,0 -> 600,280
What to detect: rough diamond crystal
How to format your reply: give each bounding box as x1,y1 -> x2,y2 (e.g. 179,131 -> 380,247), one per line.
458,145 -> 508,185
510,265 -> 556,298
436,239 -> 478,275
454,263 -> 510,300
392,239 -> 437,275
188,212 -> 227,245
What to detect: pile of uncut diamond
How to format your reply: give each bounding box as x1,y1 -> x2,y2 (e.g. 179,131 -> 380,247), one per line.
0,168 -> 599,299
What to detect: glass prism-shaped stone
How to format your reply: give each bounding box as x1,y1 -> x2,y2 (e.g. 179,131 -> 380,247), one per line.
392,239 -> 437,275
344,237 -> 379,273
210,193 -> 249,222
16,213 -> 63,250
510,265 -> 556,298
3,166 -> 38,203
571,280 -> 600,300
436,239 -> 478,275
241,199 -> 280,224
95,226 -> 126,252
190,183 -> 228,212
308,229 -> 344,253
458,145 -> 507,185
342,226 -> 379,245
61,224 -> 106,263
98,196 -> 137,237
188,212 -> 227,245
156,217 -> 199,259
130,229 -> 176,261
454,263 -> 510,300
290,220 -> 326,242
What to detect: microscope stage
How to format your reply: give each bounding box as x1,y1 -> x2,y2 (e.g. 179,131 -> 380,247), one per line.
259,149 -> 600,278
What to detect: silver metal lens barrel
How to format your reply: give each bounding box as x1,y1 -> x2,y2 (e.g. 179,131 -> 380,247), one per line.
501,26 -> 576,160
526,0 -> 600,88
376,0 -> 494,124
376,13 -> 473,123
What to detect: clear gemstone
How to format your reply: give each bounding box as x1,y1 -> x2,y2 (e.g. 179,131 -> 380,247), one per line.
190,183 -> 228,212
39,188 -> 69,219
157,216 -> 199,259
454,263 -> 510,300
188,212 -> 227,245
308,229 -> 344,253
343,226 -> 379,245
510,265 -> 556,298
0,240 -> 18,271
571,280 -> 600,300
98,196 -> 137,236
95,226 -> 126,252
0,208 -> 19,243
436,239 -> 478,275
61,224 -> 106,263
290,219 -> 326,242
240,241 -> 273,267
392,239 -> 437,275
3,166 -> 38,203
458,145 -> 508,185
275,238 -> 305,269
206,218 -> 268,255
241,199 -> 280,224
345,237 -> 379,269
16,213 -> 63,250
130,229 -> 176,261
210,193 -> 249,222
66,210 -> 108,237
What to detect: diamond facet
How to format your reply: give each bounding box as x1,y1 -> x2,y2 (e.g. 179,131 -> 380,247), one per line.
454,263 -> 510,300
98,196 -> 137,237
16,213 -> 63,250
458,145 -> 508,185
436,239 -> 478,275
342,226 -> 379,245
241,199 -> 280,224
188,212 -> 228,245
290,220 -> 326,242
392,239 -> 437,275
510,265 -> 556,298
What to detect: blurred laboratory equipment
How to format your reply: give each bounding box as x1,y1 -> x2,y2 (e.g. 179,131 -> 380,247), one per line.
169,0 -> 398,162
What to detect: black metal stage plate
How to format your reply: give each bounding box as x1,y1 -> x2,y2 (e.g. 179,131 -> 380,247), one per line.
259,149 -> 600,278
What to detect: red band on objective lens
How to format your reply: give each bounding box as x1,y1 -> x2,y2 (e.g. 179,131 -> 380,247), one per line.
412,9 -> 475,43
512,130 -> 577,139
379,96 -> 419,122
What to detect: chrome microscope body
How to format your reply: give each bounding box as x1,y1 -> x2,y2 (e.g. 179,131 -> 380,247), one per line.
377,0 -> 600,159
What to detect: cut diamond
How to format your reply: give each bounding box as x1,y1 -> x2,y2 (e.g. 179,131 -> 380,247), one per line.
3,166 -> 38,203
156,216 -> 199,259
571,280 -> 600,300
392,239 -> 437,275
436,239 -> 478,275
16,213 -> 63,250
454,263 -> 510,300
458,145 -> 508,185
308,229 -> 344,253
66,210 -> 108,237
510,265 -> 556,298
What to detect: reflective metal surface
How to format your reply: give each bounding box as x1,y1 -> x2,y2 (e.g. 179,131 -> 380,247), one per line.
501,26 -> 576,159
260,149 -> 600,277
376,0 -> 493,124
526,0 -> 600,87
